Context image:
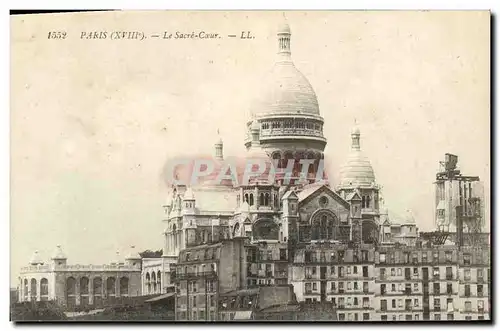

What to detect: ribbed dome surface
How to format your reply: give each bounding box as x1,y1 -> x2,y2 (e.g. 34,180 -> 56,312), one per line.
339,150 -> 376,187
251,61 -> 320,117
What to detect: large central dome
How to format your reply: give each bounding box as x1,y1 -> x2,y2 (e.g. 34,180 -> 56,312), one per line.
250,21 -> 320,118
251,62 -> 320,117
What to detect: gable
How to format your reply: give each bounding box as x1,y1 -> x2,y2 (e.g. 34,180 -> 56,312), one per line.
282,190 -> 298,200
345,191 -> 362,202
298,184 -> 350,210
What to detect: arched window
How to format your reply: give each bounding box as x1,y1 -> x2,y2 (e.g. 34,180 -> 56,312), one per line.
40,278 -> 49,301
151,273 -> 157,293
120,277 -> 129,296
23,279 -> 28,300
233,222 -> 240,238
93,277 -> 103,306
106,277 -> 116,296
66,277 -> 76,307
173,224 -> 177,249
311,210 -> 338,240
80,277 -> 90,306
264,193 -> 270,206
249,194 -> 254,206
30,279 -> 37,301
259,193 -> 264,206
80,277 -> 89,294
244,193 -> 249,203
145,273 -> 151,294
157,271 -> 162,293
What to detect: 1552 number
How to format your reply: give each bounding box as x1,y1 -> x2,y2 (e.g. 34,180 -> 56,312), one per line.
47,31 -> 67,39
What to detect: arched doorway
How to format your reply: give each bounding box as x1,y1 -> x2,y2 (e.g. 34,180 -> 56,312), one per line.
40,278 -> 49,301
30,279 -> 37,302
93,277 -> 103,307
145,272 -> 151,294
80,277 -> 90,306
106,277 -> 116,303
120,277 -> 129,297
66,277 -> 76,307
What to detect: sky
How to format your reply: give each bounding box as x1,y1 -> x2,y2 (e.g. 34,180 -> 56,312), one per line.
10,10 -> 490,284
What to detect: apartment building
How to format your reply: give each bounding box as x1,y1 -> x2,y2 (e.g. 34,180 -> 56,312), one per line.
245,242 -> 289,287
457,247 -> 490,320
373,243 -> 492,321
173,238 -> 247,321
289,243 -> 376,321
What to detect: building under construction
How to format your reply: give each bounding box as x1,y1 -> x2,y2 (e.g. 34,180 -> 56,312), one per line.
426,153 -> 488,247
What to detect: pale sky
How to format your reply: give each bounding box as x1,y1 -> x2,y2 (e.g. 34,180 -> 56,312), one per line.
10,11 -> 490,284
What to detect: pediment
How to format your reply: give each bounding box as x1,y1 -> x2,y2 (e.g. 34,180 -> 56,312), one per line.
298,184 -> 350,210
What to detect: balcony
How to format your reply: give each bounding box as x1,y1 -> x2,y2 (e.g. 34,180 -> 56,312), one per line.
174,271 -> 217,281
275,271 -> 287,278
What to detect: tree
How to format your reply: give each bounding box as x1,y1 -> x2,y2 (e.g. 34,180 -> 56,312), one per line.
139,249 -> 163,258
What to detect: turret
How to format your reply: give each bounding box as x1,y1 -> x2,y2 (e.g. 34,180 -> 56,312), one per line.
51,245 -> 67,266
125,245 -> 142,268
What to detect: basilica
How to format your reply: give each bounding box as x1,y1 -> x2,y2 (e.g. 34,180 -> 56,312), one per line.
154,19 -> 417,295
18,19 -> 490,323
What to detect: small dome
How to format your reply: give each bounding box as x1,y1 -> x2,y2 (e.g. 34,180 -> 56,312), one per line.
30,250 -> 43,265
277,21 -> 291,34
339,152 -> 376,187
125,246 -> 142,260
51,245 -> 67,260
339,127 -> 376,188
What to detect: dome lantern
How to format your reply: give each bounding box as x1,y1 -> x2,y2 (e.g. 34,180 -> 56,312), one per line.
277,14 -> 292,59
214,128 -> 224,160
